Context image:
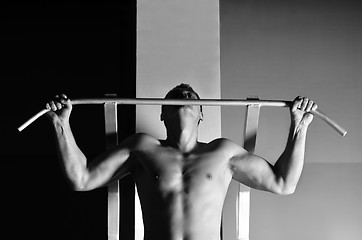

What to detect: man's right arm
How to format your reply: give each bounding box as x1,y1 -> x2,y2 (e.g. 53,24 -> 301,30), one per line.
47,94 -> 136,191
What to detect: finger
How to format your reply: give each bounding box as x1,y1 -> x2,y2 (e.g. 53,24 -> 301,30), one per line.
305,112 -> 314,122
56,102 -> 62,109
45,103 -> 51,110
60,93 -> 70,105
292,96 -> 303,111
50,101 -> 57,111
300,97 -> 309,111
312,103 -> 318,111
305,100 -> 314,112
60,93 -> 68,100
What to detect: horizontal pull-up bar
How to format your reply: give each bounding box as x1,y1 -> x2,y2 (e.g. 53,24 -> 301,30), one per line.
70,98 -> 290,107
17,98 -> 347,137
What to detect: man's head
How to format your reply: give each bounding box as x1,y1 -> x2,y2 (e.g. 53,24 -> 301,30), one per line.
161,83 -> 203,124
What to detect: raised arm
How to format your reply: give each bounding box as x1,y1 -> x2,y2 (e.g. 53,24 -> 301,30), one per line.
46,94 -> 136,191
229,96 -> 317,195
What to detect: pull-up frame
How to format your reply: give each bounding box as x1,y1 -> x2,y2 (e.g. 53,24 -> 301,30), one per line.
18,98 -> 347,137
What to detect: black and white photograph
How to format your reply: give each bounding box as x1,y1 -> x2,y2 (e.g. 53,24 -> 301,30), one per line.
1,1 -> 361,240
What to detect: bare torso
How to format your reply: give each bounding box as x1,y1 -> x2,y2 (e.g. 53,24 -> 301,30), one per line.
131,136 -> 234,240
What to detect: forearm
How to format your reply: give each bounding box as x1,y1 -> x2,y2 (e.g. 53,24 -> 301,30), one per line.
53,121 -> 88,190
274,123 -> 308,193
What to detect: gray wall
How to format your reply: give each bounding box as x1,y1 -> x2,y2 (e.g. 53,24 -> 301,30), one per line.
220,0 -> 362,239
135,1 -> 221,239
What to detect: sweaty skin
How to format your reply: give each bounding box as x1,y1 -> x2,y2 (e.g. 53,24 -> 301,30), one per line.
46,89 -> 317,240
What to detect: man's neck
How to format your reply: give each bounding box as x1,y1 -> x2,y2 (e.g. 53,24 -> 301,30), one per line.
166,128 -> 199,153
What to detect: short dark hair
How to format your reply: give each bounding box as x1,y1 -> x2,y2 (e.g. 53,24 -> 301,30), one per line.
162,83 -> 203,113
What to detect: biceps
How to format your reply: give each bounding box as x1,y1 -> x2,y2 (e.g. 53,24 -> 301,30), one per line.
85,149 -> 134,190
104,155 -> 136,185
231,154 -> 279,192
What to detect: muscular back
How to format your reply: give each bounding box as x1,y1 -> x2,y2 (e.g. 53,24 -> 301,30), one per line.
128,134 -> 235,240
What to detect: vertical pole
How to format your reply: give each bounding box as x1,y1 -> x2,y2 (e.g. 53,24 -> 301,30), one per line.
237,97 -> 260,240
104,94 -> 119,240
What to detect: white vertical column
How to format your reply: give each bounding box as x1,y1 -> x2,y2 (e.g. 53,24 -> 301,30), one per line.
222,98 -> 260,240
238,100 -> 260,240
136,1 -> 221,239
104,98 -> 119,240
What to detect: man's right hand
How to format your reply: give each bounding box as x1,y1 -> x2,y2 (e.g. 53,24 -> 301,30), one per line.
45,94 -> 72,124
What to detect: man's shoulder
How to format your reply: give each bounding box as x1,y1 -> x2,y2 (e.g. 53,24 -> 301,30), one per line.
132,132 -> 161,144
208,137 -> 237,147
119,132 -> 160,151
205,138 -> 245,153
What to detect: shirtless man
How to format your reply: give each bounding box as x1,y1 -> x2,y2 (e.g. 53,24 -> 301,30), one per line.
46,83 -> 317,240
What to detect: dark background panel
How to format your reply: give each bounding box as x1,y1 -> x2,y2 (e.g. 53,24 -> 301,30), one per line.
1,2 -> 136,240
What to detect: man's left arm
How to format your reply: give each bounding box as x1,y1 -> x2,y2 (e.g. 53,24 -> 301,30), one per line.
229,96 -> 317,195
272,96 -> 317,194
